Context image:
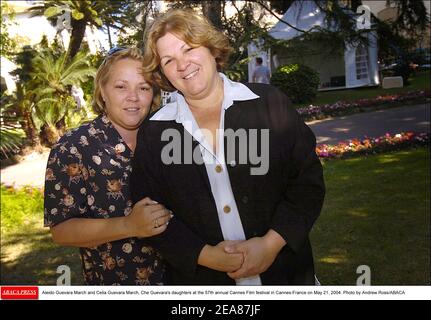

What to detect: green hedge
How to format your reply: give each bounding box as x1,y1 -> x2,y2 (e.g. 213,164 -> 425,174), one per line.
271,63 -> 320,104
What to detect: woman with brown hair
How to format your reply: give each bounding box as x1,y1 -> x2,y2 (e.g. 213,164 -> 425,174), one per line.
44,48 -> 171,285
131,9 -> 325,285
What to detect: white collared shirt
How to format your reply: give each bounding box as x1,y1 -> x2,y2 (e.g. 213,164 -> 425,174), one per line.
151,73 -> 262,285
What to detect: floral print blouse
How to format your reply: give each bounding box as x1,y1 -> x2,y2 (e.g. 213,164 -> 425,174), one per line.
44,115 -> 166,285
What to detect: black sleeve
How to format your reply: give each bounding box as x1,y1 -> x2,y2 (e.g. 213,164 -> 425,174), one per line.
268,89 -> 326,253
130,122 -> 206,275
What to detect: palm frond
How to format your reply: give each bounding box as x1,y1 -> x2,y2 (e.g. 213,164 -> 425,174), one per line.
0,128 -> 23,158
0,95 -> 23,158
62,67 -> 96,85
62,52 -> 92,77
33,87 -> 56,98
35,96 -> 68,126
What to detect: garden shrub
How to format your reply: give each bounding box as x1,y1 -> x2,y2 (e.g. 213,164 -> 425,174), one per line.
271,64 -> 320,104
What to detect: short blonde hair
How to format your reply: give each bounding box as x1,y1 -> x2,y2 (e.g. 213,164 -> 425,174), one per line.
143,9 -> 233,91
93,47 -> 161,114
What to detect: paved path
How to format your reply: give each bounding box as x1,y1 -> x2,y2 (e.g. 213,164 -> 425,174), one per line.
1,103 -> 430,188
307,103 -> 430,144
1,151 -> 49,188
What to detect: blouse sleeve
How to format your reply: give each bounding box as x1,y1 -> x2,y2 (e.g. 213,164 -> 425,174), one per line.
44,140 -> 88,227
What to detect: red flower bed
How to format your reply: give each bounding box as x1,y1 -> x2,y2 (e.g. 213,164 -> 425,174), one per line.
298,90 -> 431,121
316,132 -> 430,159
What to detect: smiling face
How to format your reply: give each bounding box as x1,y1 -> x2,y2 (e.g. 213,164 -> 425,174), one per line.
156,32 -> 220,101
101,58 -> 153,133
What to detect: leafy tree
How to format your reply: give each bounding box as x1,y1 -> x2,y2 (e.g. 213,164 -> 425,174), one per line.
0,1 -> 18,58
160,1 -> 273,81
222,2 -> 271,80
14,83 -> 41,147
261,0 -> 430,83
9,41 -> 96,147
159,0 -> 425,81
30,49 -> 96,145
9,46 -> 40,147
0,93 -> 23,158
387,0 -> 430,38
116,1 -> 160,49
202,1 -> 222,30
271,64 -> 320,104
29,0 -> 129,59
267,0 -> 429,39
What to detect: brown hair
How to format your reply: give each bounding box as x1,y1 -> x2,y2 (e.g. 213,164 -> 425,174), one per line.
143,8 -> 233,91
93,47 -> 161,114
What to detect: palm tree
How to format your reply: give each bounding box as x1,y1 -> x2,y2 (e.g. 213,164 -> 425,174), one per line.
30,49 -> 96,145
0,93 -> 24,158
9,46 -> 43,148
14,83 -> 40,147
30,1 -> 127,59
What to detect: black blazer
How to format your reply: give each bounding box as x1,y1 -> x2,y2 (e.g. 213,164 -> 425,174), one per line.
131,83 -> 325,285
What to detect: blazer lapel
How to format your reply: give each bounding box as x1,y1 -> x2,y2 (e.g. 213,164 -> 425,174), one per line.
183,128 -> 212,192
224,100 -> 244,131
224,100 -> 245,163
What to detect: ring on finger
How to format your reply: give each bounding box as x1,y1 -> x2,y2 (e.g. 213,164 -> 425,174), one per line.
154,218 -> 159,228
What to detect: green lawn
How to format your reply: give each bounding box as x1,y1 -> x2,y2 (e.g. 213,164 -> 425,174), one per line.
312,147 -> 430,285
1,185 -> 84,285
298,70 -> 431,107
1,147 -> 430,285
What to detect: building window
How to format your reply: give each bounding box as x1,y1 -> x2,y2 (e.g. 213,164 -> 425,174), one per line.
355,44 -> 369,80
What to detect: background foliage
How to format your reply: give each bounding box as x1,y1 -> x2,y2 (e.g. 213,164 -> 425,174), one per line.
271,64 -> 320,104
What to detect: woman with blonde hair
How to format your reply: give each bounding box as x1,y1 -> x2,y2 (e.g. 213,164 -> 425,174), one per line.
131,9 -> 325,285
44,47 -> 171,285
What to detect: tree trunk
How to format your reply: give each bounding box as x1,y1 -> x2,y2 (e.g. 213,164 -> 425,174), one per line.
202,1 -> 222,30
107,24 -> 113,49
56,117 -> 67,138
243,2 -> 254,30
68,18 -> 88,59
21,110 -> 41,147
40,124 -> 60,147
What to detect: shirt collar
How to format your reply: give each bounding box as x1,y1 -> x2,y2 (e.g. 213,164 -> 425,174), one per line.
93,114 -> 133,156
150,73 -> 259,122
